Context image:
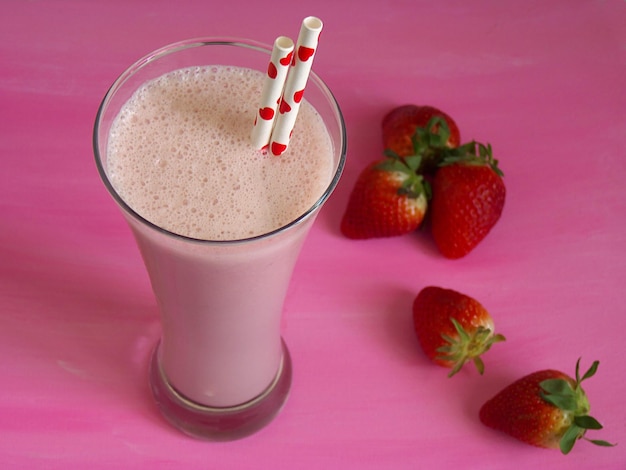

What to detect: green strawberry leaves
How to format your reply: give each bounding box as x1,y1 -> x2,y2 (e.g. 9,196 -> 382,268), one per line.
411,116 -> 451,153
560,418 -> 615,455
377,153 -> 431,200
439,141 -> 504,177
539,359 -> 616,454
539,378 -> 580,411
577,357 -> 599,382
574,415 -> 603,430
436,317 -> 506,378
385,116 -> 457,174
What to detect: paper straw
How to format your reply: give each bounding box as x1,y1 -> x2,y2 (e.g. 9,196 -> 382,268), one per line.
250,36 -> 295,150
269,16 -> 323,156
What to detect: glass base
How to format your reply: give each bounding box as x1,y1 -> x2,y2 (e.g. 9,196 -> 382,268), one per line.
149,339 -> 292,441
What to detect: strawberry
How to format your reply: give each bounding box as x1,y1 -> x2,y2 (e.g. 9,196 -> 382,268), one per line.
430,142 -> 506,258
381,105 -> 421,157
341,154 -> 429,239
382,105 -> 461,160
479,359 -> 615,454
412,286 -> 505,377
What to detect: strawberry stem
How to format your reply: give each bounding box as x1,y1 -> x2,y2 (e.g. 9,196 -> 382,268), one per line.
384,116 -> 457,175
439,141 -> 504,177
436,317 -> 505,378
539,359 -> 616,454
377,152 -> 431,200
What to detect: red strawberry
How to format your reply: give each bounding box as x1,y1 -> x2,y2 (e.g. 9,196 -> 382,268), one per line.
479,359 -> 615,454
382,105 -> 461,159
341,154 -> 429,239
430,143 -> 506,258
412,286 -> 505,377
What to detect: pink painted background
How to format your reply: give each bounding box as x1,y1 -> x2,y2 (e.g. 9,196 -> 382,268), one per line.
1,1 -> 625,468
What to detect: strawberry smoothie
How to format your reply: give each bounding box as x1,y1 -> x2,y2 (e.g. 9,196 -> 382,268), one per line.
95,38 -> 345,439
104,63 -> 336,410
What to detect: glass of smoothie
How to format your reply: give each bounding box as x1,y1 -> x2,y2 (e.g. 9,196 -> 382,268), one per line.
93,37 -> 346,440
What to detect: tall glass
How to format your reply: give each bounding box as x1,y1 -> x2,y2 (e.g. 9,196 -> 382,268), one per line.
93,38 -> 346,440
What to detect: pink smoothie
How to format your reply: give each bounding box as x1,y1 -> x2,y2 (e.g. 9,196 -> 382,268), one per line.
106,65 -> 335,407
107,65 -> 333,240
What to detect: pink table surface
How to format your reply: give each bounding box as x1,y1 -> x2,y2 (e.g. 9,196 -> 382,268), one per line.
1,1 -> 625,468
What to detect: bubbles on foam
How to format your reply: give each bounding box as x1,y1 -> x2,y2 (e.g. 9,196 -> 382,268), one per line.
107,65 -> 334,240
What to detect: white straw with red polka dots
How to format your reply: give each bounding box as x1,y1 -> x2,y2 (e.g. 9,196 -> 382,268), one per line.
250,36 -> 294,150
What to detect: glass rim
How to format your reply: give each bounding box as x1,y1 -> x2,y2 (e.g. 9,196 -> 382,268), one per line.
93,37 -> 347,245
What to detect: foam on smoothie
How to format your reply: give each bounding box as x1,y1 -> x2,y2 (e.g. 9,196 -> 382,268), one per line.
107,65 -> 334,240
